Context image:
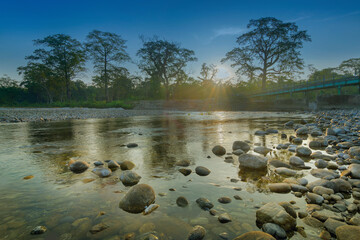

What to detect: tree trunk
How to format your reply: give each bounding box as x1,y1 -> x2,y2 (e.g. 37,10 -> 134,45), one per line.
262,70 -> 267,90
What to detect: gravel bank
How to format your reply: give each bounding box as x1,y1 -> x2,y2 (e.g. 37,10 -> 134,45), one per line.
0,108 -> 179,123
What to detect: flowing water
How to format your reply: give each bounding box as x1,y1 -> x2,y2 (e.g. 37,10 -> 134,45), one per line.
0,111 -> 323,240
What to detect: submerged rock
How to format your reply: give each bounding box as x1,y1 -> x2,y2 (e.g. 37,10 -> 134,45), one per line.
30,226 -> 47,235
234,231 -> 276,240
176,196 -> 189,207
196,198 -> 214,210
179,168 -> 192,176
254,146 -> 272,155
256,202 -> 296,231
218,197 -> 232,204
238,154 -> 268,169
212,145 -> 226,156
119,184 -> 155,213
92,168 -> 112,178
233,141 -> 250,152
262,223 -> 287,240
120,161 -> 135,170
187,225 -> 206,240
218,213 -> 232,223
120,170 -> 141,186
268,183 -> 291,193
296,146 -> 312,157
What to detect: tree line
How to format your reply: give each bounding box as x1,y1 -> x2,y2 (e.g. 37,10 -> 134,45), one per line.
1,17 -> 359,106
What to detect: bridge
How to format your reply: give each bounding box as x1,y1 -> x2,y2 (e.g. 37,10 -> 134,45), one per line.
250,76 -> 360,97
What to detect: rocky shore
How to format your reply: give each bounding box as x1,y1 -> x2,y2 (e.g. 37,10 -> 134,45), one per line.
0,108 -> 176,123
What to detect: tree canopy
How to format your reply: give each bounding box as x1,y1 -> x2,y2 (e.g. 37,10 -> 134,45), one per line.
85,30 -> 130,102
222,17 -> 311,89
137,37 -> 197,99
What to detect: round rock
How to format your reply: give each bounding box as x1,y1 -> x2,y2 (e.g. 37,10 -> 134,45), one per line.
195,166 -> 211,176
119,184 -> 155,213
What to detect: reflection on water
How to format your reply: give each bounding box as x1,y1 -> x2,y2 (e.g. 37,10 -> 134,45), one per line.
0,111 -> 320,239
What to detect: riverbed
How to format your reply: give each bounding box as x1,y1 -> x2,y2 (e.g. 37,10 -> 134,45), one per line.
0,111 -> 329,239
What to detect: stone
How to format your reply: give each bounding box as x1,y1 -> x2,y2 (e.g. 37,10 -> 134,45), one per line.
268,183 -> 291,193
269,160 -> 291,168
290,184 -> 308,193
120,161 -> 135,170
305,193 -> 324,205
349,215 -> 360,225
176,196 -> 189,207
233,141 -> 250,152
313,186 -> 334,195
310,169 -> 339,179
285,121 -> 294,127
337,142 -> 353,149
179,168 -> 192,176
254,146 -> 272,155
289,156 -> 305,167
218,197 -> 232,204
278,201 -> 297,219
30,226 -> 47,235
266,129 -> 278,134
69,161 -> 89,173
218,213 -> 232,223
107,160 -> 120,169
296,146 -> 312,157
307,179 -> 335,192
298,212 -> 308,219
233,149 -> 245,156
298,178 -> 308,186
336,225 -> 360,240
89,223 -> 109,234
324,218 -> 346,235
23,175 -> 34,180
92,168 -> 112,178
143,203 -> 159,215
330,178 -> 352,193
212,145 -> 226,156
349,164 -> 360,179
315,159 -> 328,169
187,225 -> 206,240
196,198 -> 213,210
349,146 -> 360,159
292,137 -> 303,145
126,143 -> 138,148
296,127 -> 308,135
175,159 -> 191,167
233,231 -> 276,240
119,184 -> 155,213
256,202 -> 296,231
319,230 -> 331,240
303,216 -> 324,228
93,161 -> 104,166
195,166 -> 211,176
262,223 -> 286,240
326,128 -> 336,136
275,167 -> 297,177
311,209 -> 343,222
120,170 -> 141,186
238,154 -> 268,169
255,130 -> 268,136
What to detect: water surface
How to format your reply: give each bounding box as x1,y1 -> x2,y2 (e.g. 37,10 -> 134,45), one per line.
0,111 -> 322,240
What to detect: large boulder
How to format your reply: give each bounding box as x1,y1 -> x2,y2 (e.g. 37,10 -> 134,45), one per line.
349,146 -> 360,159
233,141 -> 250,153
212,145 -> 226,156
289,156 -> 305,167
69,160 -> 89,173
296,146 -> 312,157
268,183 -> 291,193
324,218 -> 346,235
120,170 -> 141,186
119,184 -> 155,213
349,164 -> 360,179
330,178 -> 352,193
238,154 -> 268,169
336,225 -> 360,240
256,202 -> 296,231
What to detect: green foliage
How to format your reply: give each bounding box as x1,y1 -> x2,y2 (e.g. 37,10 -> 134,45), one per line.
222,17 -> 311,90
137,37 -> 197,99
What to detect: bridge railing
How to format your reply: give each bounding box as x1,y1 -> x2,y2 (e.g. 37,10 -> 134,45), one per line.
250,76 -> 359,96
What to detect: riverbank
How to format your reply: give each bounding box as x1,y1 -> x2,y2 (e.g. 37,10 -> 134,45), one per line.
0,108 -> 176,123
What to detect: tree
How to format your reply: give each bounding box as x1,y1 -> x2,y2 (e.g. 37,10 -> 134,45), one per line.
198,63 -> 218,85
222,17 -> 311,90
137,37 -> 197,99
85,30 -> 130,102
338,58 -> 360,76
18,63 -> 57,103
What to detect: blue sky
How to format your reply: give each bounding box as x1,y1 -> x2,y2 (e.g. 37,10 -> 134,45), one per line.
0,0 -> 359,82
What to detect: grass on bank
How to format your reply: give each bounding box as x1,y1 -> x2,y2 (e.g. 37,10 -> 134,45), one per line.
0,100 -> 134,109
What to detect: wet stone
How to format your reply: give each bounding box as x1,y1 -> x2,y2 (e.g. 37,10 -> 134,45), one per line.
187,225 -> 206,240
218,197 -> 232,204
179,168 -> 192,176
196,198 -> 214,210
30,226 -> 47,235
262,223 -> 287,240
218,213 -> 232,223
195,166 -> 211,176
126,143 -> 138,148
212,145 -> 226,156
120,161 -> 135,170
176,196 -> 189,207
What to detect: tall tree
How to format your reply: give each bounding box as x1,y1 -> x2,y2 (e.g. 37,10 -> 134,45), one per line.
23,34 -> 86,100
222,17 -> 311,90
137,37 -> 197,99
85,30 -> 130,102
198,63 -> 218,85
338,58 -> 360,76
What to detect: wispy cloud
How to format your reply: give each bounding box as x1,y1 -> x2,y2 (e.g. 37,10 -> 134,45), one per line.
319,11 -> 360,22
287,16 -> 311,22
211,27 -> 243,40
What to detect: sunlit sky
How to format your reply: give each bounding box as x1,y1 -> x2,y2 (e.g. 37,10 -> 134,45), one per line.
0,0 -> 359,83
